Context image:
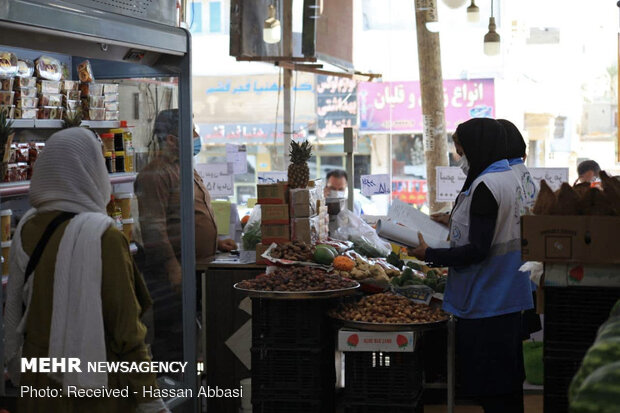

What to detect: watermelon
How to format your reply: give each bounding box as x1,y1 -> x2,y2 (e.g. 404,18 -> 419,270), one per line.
570,361 -> 620,413
569,337 -> 620,403
596,317 -> 620,342
610,300 -> 620,318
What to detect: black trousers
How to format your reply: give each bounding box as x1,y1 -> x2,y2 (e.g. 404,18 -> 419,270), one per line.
456,311 -> 525,413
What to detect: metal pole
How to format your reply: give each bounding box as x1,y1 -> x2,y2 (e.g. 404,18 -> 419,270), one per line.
283,0 -> 293,167
179,29 -> 198,412
447,315 -> 456,413
414,0 -> 450,214
344,127 -> 355,212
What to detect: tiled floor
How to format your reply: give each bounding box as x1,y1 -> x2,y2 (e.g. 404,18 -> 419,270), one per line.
425,395 -> 543,412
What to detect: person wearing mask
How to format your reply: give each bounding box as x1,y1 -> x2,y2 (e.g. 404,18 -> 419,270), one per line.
498,119 -> 537,214
575,160 -> 601,185
4,128 -> 168,413
409,118 -> 533,413
135,109 -> 237,362
324,169 -> 362,215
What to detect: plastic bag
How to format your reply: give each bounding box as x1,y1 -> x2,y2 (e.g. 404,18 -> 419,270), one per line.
334,209 -> 391,258
241,205 -> 261,251
519,261 -> 543,286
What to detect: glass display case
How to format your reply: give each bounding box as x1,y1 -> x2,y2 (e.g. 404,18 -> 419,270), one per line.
0,2 -> 196,411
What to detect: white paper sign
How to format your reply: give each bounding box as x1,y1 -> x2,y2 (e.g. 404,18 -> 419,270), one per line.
529,167 -> 569,191
196,163 -> 234,197
226,144 -> 248,174
436,166 -> 466,202
257,171 -> 288,184
387,199 -> 450,248
361,174 -> 391,196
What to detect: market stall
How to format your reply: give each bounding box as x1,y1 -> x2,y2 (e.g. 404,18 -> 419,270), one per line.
227,140 -> 455,413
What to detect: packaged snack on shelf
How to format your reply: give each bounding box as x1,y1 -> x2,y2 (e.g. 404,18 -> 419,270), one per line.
14,107 -> 38,119
291,216 -> 321,244
103,93 -> 118,104
17,162 -> 29,181
88,108 -> 105,121
65,100 -> 80,111
77,60 -> 95,83
0,77 -> 14,92
0,105 -> 14,119
37,80 -> 61,94
16,144 -> 28,162
105,101 -> 119,112
16,59 -> 34,78
38,106 -> 63,120
0,52 -> 18,77
103,83 -> 119,94
15,77 -> 36,89
0,91 -> 14,106
15,97 -> 39,109
35,56 -> 62,81
61,80 -> 79,92
88,95 -> 105,108
15,88 -> 37,99
80,82 -> 104,97
64,90 -> 80,101
39,93 -> 63,107
105,110 -> 119,121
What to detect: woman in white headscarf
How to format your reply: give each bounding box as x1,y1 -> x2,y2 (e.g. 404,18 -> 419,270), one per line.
4,128 -> 168,413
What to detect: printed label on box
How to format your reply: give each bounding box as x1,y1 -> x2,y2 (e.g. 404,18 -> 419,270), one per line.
338,330 -> 415,352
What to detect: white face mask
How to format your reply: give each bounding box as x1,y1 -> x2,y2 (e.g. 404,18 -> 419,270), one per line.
327,190 -> 347,199
457,155 -> 470,175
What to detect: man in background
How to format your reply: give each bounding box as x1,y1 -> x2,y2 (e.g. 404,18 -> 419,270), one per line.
324,169 -> 362,215
575,160 -> 600,185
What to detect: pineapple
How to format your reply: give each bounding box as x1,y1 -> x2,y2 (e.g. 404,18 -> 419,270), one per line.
63,108 -> 83,129
287,140 -> 312,189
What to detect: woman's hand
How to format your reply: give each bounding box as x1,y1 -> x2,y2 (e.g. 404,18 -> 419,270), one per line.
407,233 -> 429,261
218,239 -> 238,252
431,212 -> 450,226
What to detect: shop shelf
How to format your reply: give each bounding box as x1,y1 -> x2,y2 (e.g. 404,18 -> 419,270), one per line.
343,351 -> 423,404
251,346 -> 335,399
10,120 -> 120,129
251,298 -> 335,348
0,173 -> 137,197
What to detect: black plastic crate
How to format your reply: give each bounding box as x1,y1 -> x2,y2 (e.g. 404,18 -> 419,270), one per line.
252,298 -> 335,348
544,393 -> 569,413
344,399 -> 423,413
252,347 -> 336,398
343,351 -> 423,404
252,397 -> 333,413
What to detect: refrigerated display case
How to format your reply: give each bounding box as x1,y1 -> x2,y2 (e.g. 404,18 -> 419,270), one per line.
0,2 -> 196,411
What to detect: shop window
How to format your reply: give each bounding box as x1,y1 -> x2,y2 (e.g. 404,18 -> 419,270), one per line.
209,1 -> 222,33
190,2 -> 203,34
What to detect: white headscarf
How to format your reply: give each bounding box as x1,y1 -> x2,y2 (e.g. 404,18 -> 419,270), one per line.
5,127 -> 114,389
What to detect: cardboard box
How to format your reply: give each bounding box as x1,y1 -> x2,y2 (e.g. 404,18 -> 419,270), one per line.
290,186 -> 323,218
291,216 -> 320,244
261,204 -> 290,225
338,330 -> 415,352
257,183 -> 288,204
521,215 -> 620,264
261,224 -> 290,244
256,243 -> 270,265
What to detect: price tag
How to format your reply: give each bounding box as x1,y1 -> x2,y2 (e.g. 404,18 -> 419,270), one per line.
528,167 -> 569,191
361,174 -> 391,196
435,166 -> 466,202
258,171 -> 288,184
195,163 -> 234,197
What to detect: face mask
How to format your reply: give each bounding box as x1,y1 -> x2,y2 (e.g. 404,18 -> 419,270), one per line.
327,190 -> 347,199
457,155 -> 469,175
193,136 -> 201,156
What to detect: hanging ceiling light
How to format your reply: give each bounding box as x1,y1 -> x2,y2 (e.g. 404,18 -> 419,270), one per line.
442,0 -> 467,8
483,0 -> 500,56
467,0 -> 479,23
263,3 -> 281,44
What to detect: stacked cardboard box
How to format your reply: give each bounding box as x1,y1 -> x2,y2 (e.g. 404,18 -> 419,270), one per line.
257,182 -> 290,245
